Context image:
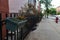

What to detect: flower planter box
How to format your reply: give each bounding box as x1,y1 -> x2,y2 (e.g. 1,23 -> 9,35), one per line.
6,18 -> 27,31
5,18 -> 28,40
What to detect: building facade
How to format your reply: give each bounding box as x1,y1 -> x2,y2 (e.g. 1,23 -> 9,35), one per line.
0,0 -> 9,40
0,0 -> 9,20
9,0 -> 28,18
56,6 -> 60,13
9,13 -> 19,18
9,0 -> 28,13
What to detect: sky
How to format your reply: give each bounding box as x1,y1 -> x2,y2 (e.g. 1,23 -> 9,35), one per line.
51,0 -> 60,8
40,0 -> 60,8
39,0 -> 60,10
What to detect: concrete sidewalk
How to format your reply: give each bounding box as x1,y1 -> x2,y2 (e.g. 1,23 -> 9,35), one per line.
24,18 -> 60,40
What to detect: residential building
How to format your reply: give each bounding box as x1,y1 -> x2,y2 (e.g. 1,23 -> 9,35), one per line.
8,0 -> 28,17
0,0 -> 9,40
56,6 -> 60,13
10,13 -> 19,18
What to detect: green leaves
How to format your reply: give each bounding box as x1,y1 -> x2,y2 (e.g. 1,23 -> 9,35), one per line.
49,8 -> 56,15
40,0 -> 52,7
40,0 -> 52,18
40,0 -> 45,3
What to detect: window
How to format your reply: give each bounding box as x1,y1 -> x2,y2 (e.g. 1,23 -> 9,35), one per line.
10,14 -> 12,17
14,14 -> 15,17
6,14 -> 8,18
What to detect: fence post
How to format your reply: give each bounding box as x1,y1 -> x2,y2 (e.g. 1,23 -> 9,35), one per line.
6,30 -> 8,40
21,28 -> 23,40
17,26 -> 18,40
11,31 -> 13,40
14,31 -> 16,40
0,20 -> 2,40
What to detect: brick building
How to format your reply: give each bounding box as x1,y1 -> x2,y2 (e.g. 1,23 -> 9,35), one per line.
0,0 -> 9,20
56,6 -> 60,13
0,0 -> 9,40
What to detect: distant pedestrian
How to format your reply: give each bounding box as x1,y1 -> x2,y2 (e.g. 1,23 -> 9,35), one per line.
55,17 -> 59,23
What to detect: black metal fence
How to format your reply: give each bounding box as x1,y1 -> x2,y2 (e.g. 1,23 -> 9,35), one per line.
0,20 -> 2,40
5,28 -> 23,40
0,19 -> 30,40
5,25 -> 31,40
0,20 -> 6,40
4,18 -> 30,40
0,15 -> 43,40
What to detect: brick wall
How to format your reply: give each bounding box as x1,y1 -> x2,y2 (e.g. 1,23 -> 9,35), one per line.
0,0 -> 9,40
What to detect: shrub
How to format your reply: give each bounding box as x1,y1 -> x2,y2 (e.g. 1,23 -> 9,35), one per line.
57,12 -> 60,15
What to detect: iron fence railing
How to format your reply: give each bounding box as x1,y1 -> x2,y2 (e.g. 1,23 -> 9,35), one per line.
0,15 -> 43,40
5,18 -> 28,40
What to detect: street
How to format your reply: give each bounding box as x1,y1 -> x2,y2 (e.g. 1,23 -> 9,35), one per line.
24,17 -> 60,40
